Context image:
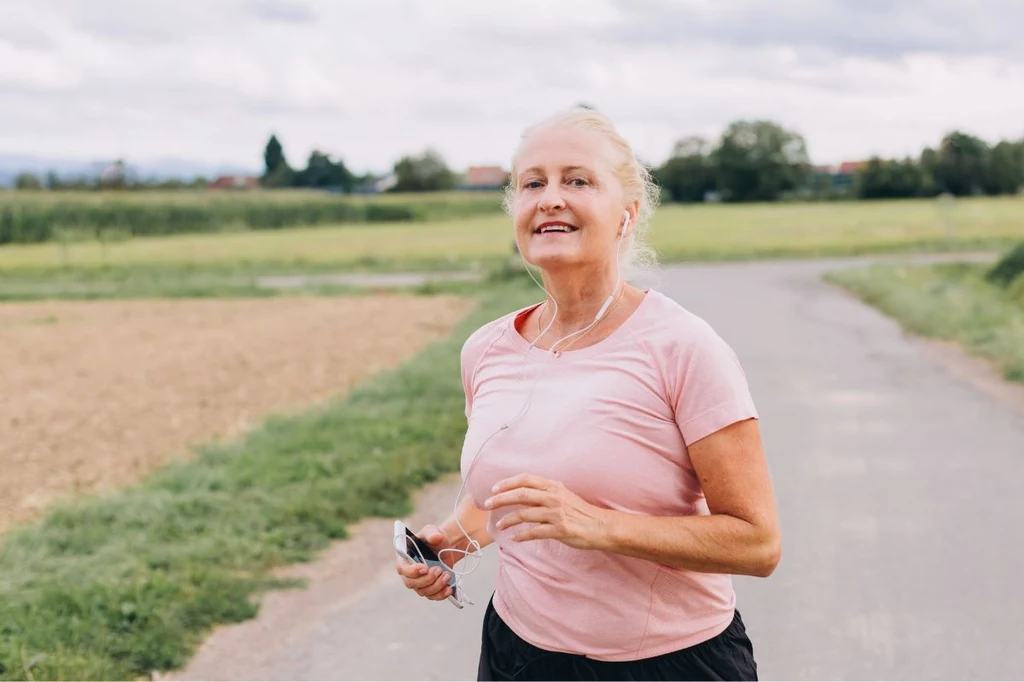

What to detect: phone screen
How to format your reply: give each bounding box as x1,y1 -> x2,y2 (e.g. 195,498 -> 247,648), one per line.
403,527 -> 441,563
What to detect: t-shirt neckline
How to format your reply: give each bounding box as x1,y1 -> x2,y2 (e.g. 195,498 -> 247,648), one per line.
506,289 -> 656,361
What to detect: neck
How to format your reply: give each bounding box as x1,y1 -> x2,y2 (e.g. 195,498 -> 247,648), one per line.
538,267 -> 621,336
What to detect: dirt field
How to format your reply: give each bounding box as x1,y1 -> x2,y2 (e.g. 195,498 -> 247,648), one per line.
0,294 -> 472,532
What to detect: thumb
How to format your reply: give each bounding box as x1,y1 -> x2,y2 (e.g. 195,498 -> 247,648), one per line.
418,524 -> 446,546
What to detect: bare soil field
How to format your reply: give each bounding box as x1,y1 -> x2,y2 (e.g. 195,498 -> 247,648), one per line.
0,294 -> 472,532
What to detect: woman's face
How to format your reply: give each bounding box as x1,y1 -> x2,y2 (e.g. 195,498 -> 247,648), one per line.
512,126 -> 631,276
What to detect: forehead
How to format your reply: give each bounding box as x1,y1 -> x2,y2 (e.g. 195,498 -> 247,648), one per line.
515,126 -> 615,176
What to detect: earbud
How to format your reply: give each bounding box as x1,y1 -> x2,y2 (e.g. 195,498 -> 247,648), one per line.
619,211 -> 631,237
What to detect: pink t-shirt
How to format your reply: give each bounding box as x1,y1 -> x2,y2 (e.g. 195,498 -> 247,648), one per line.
458,289 -> 759,662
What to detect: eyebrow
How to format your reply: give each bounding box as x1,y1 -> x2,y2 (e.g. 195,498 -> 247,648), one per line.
518,165 -> 594,179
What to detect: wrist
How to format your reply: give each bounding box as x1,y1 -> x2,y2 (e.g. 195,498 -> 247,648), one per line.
591,508 -> 623,552
439,518 -> 474,554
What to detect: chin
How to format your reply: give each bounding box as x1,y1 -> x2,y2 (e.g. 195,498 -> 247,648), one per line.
523,251 -> 581,272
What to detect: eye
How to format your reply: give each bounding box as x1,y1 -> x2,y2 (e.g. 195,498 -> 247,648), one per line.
522,179 -> 543,190
567,177 -> 589,187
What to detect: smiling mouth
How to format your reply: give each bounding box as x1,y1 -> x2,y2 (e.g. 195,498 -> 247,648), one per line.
534,223 -> 578,234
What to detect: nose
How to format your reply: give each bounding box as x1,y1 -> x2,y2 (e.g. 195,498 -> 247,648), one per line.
537,183 -> 566,212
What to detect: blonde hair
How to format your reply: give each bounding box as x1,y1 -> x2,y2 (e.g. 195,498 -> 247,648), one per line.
503,107 -> 661,282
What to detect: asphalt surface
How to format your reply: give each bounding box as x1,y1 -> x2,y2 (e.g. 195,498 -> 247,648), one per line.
179,256 -> 1024,681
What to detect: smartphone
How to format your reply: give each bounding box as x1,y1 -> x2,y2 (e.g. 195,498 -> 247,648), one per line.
393,520 -> 466,609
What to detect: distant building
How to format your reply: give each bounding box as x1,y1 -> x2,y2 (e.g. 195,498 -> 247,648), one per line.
209,175 -> 260,190
351,172 -> 398,194
837,161 -> 868,175
809,160 -> 868,195
462,165 -> 509,190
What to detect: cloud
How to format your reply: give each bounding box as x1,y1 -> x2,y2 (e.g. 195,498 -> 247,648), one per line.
246,0 -> 317,24
0,0 -> 1021,175
608,0 -> 1024,61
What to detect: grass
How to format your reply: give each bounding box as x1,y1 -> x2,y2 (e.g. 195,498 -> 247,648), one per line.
0,189 -> 506,244
826,262 -> 1024,382
0,264 -> 370,301
0,189 -> 500,207
0,275 -> 541,681
1,195 -> 1022,276
0,263 -> 496,302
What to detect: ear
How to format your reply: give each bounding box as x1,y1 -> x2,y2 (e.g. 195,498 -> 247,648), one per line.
620,203 -> 639,237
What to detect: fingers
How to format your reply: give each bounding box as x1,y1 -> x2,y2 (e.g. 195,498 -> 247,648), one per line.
395,560 -> 454,600
485,487 -> 551,510
491,474 -> 556,495
495,506 -> 550,531
420,570 -> 454,600
417,524 -> 445,546
410,566 -> 452,599
395,557 -> 429,580
509,523 -> 560,542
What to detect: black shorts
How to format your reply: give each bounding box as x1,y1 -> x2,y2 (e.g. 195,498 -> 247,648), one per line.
477,597 -> 758,681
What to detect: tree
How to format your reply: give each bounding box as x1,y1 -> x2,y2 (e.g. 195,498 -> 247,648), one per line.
933,131 -> 989,196
262,134 -> 294,187
855,157 -> 925,199
983,140 -> 1024,196
654,136 -> 717,202
712,121 -> 810,202
391,149 -> 456,192
919,147 -> 941,196
293,150 -> 354,190
14,172 -> 42,190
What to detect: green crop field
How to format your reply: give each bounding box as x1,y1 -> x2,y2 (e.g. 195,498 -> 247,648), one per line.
0,189 -> 505,244
0,195 -> 1021,274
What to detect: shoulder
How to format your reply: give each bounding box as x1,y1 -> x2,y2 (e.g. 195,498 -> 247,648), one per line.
460,302 -> 536,373
636,291 -> 757,431
632,289 -> 733,358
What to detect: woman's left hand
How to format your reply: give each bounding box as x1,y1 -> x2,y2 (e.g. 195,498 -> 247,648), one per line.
485,474 -> 610,550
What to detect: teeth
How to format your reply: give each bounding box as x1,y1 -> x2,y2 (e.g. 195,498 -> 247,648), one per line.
539,225 -> 573,233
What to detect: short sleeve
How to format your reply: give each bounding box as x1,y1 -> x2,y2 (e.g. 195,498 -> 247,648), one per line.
669,325 -> 758,447
460,338 -> 475,420
459,319 -> 505,421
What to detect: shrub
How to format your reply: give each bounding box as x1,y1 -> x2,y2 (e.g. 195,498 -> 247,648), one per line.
985,242 -> 1024,288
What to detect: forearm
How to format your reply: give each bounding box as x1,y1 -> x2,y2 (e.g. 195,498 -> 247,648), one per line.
598,510 -> 780,578
439,494 -> 493,555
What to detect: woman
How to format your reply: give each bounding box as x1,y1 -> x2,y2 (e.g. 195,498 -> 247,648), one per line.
396,107 -> 781,681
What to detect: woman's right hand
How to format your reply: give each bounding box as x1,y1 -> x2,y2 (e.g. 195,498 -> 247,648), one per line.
395,524 -> 457,601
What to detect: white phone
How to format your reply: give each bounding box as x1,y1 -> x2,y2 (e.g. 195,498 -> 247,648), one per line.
393,520 -> 467,609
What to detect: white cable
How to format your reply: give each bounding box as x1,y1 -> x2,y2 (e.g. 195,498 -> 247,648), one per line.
434,216 -> 630,599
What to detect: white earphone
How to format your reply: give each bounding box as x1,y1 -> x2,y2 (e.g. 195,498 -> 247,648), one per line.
436,205 -> 634,595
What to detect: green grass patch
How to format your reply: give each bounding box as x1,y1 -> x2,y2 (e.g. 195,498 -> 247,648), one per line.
826,261 -> 1024,382
0,276 -> 541,681
2,195 -> 1021,274
0,189 -> 505,244
0,261 -> 502,301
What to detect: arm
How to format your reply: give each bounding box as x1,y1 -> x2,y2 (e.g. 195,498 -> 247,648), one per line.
437,491 -> 494,561
488,419 -> 781,578
598,419 -> 780,577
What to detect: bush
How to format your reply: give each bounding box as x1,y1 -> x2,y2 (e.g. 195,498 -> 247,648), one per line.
985,242 -> 1024,288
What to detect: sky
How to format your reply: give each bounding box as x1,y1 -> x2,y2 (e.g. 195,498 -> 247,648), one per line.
2,0 -> 1023,175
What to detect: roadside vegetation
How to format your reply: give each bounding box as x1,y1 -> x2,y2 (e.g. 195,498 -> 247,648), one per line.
0,274 -> 539,681
827,243 -> 1024,382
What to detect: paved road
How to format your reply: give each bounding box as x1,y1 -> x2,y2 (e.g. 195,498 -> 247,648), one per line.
182,257 -> 1024,680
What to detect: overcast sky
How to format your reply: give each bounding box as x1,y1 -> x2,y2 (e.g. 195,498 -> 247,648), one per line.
2,0 -> 1023,174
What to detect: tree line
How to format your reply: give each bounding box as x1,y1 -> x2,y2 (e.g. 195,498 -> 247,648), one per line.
261,135 -> 458,193
654,122 -> 1024,203
10,122 -> 1023,202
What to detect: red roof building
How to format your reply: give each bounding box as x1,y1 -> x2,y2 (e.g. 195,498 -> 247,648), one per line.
464,165 -> 509,188
837,161 -> 868,175
208,175 -> 260,190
